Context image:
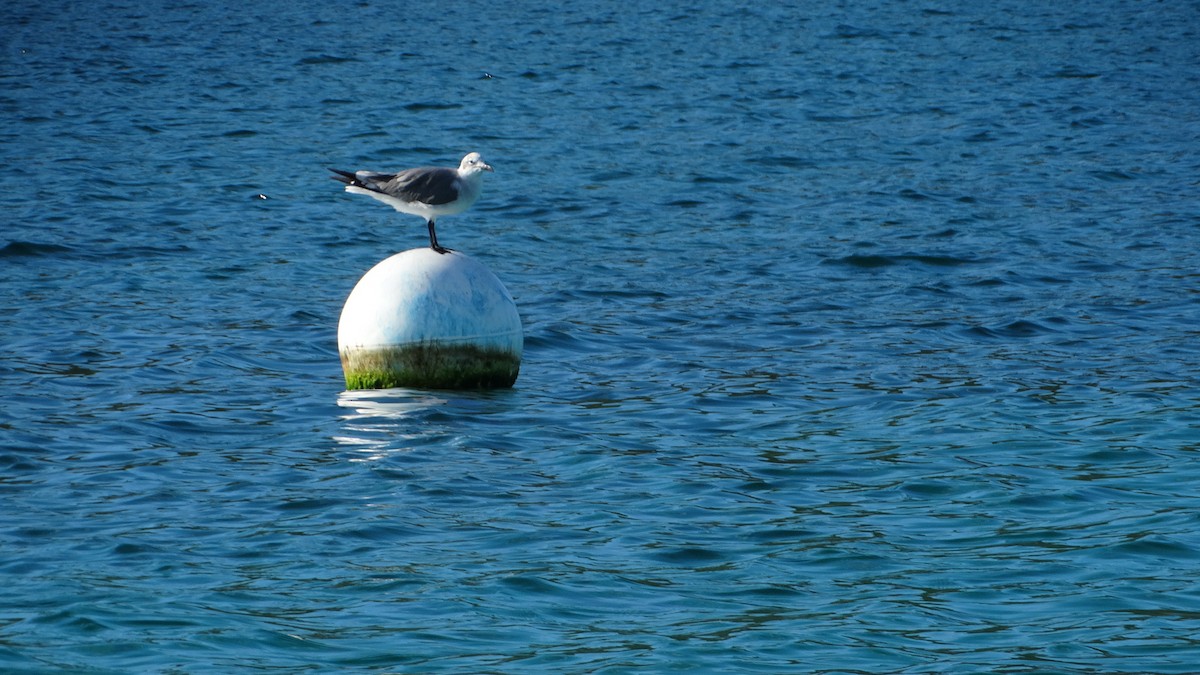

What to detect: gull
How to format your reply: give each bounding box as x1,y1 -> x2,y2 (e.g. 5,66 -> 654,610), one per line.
329,152 -> 493,254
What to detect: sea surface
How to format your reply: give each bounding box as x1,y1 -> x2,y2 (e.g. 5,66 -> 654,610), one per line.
3,1 -> 1200,672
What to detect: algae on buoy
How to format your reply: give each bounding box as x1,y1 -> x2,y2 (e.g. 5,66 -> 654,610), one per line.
338,248 -> 522,390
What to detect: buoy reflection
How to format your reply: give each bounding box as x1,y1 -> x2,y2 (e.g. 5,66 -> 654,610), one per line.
334,389 -> 447,460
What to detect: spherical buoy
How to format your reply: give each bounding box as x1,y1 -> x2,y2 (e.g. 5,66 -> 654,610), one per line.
337,249 -> 522,390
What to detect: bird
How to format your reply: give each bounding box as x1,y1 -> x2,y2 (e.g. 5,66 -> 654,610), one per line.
329,152 -> 493,254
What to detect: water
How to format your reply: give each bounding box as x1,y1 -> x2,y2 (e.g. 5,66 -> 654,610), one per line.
3,0 -> 1200,671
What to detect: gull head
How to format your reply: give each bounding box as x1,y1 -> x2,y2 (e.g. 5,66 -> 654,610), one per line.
459,152 -> 494,175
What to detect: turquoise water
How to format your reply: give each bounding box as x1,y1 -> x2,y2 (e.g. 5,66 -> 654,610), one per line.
3,0 -> 1200,672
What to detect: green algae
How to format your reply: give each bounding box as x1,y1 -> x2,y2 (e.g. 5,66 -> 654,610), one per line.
341,343 -> 520,390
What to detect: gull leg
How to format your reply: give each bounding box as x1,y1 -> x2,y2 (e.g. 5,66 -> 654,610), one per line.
427,220 -> 450,254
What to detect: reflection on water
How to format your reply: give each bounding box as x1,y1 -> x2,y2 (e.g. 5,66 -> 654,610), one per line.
335,389 -> 448,459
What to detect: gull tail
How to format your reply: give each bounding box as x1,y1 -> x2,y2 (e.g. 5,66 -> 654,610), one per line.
328,168 -> 396,196
328,168 -> 360,187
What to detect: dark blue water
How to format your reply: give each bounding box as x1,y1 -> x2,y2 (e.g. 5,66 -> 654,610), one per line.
4,1 -> 1200,671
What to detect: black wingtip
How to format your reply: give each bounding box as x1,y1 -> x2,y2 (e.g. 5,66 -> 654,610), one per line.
328,168 -> 356,185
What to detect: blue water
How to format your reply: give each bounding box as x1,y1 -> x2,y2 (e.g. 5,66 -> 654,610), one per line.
3,0 -> 1200,671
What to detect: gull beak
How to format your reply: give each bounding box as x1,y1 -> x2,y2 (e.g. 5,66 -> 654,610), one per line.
483,162 -> 494,172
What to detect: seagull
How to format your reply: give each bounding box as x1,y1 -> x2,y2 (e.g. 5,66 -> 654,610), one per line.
329,152 -> 493,254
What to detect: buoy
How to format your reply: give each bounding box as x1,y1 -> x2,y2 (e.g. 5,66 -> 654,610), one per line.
338,248 -> 522,390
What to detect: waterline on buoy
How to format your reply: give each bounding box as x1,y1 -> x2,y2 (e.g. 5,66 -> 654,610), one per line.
340,343 -> 520,390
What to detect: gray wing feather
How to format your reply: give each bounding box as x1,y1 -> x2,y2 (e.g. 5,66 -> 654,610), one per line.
372,167 -> 460,205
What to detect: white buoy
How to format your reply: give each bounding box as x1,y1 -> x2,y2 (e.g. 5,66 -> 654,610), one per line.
338,248 -> 522,390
